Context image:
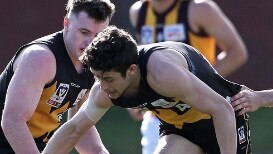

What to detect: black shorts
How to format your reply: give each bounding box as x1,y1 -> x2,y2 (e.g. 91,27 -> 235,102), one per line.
159,114 -> 251,154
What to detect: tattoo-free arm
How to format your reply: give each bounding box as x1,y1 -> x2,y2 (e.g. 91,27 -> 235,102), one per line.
1,45 -> 56,153
147,51 -> 236,154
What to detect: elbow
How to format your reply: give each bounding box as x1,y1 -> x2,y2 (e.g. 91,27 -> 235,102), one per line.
239,47 -> 248,65
211,101 -> 235,119
237,45 -> 249,66
1,114 -> 13,135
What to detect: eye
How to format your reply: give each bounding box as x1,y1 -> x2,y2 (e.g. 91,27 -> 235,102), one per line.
105,78 -> 114,82
80,29 -> 90,36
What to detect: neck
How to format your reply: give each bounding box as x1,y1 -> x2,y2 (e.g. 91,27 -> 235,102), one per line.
151,0 -> 177,14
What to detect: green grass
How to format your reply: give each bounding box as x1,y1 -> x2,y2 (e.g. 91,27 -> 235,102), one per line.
248,108 -> 273,153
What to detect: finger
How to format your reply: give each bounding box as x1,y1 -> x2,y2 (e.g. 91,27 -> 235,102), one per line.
233,101 -> 249,111
231,92 -> 244,102
237,107 -> 250,116
231,97 -> 245,107
233,104 -> 244,111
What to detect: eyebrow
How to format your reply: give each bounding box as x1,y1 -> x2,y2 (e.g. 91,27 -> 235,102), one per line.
79,27 -> 91,33
101,76 -> 114,80
93,72 -> 113,80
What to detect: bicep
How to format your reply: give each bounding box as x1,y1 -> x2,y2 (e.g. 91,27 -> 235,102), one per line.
192,1 -> 239,50
129,2 -> 141,28
150,63 -> 225,114
4,46 -> 55,121
175,69 -> 225,113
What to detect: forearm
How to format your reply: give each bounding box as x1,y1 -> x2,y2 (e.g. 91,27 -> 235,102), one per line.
42,121 -> 82,154
214,45 -> 247,77
212,104 -> 236,154
75,127 -> 109,154
258,90 -> 273,107
2,120 -> 40,154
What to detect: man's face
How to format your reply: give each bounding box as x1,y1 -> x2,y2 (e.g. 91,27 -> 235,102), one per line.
91,69 -> 133,99
63,11 -> 110,62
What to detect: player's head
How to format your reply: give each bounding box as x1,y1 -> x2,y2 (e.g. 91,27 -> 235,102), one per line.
63,0 -> 115,62
81,25 -> 138,77
65,0 -> 115,22
81,26 -> 138,98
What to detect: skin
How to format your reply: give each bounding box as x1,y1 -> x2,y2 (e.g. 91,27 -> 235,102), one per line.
129,0 -> 248,77
43,48 -> 236,154
1,11 -> 109,154
129,2 -> 248,152
231,88 -> 273,116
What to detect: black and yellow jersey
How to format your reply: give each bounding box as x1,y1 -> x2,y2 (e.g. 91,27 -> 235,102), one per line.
135,0 -> 216,64
0,31 -> 94,151
111,41 -> 241,128
111,42 -> 251,153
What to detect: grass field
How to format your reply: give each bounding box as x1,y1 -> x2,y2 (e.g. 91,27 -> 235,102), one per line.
71,107 -> 273,154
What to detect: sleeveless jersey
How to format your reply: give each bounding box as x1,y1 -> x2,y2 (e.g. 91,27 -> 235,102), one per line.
111,42 -> 251,153
0,31 -> 94,151
111,41 -> 242,131
136,0 -> 216,64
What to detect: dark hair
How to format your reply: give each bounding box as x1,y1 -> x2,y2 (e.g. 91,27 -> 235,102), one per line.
66,0 -> 115,22
81,25 -> 138,77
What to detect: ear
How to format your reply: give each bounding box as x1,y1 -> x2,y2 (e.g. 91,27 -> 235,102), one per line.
63,17 -> 69,30
127,64 -> 138,76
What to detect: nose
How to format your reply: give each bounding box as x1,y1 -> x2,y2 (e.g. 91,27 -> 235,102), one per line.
84,35 -> 95,46
100,81 -> 109,91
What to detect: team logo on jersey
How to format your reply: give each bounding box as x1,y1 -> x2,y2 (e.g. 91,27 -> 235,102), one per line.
148,99 -> 191,115
140,26 -> 154,44
47,83 -> 70,108
151,99 -> 177,108
238,126 -> 246,144
163,24 -> 186,41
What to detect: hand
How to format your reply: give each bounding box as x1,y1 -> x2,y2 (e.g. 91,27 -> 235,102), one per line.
231,88 -> 261,116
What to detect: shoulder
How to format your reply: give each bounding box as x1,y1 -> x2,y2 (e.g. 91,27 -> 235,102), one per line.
145,48 -> 189,98
14,44 -> 56,82
129,0 -> 146,27
189,0 -> 224,31
147,47 -> 188,83
130,0 -> 144,12
19,44 -> 55,68
190,0 -> 221,16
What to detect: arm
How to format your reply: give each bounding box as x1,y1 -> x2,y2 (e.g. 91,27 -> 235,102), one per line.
189,0 -> 248,76
1,45 -> 56,153
43,83 -> 111,154
147,51 -> 236,154
129,1 -> 141,29
231,88 -> 273,116
129,1 -> 142,42
68,91 -> 108,153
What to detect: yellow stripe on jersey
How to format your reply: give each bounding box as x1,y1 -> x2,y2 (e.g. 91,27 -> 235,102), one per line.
188,31 -> 216,64
28,82 -> 70,142
146,3 -> 156,43
155,107 -> 211,129
165,2 -> 181,24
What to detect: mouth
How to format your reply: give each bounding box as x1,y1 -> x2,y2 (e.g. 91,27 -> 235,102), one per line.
107,91 -> 117,98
